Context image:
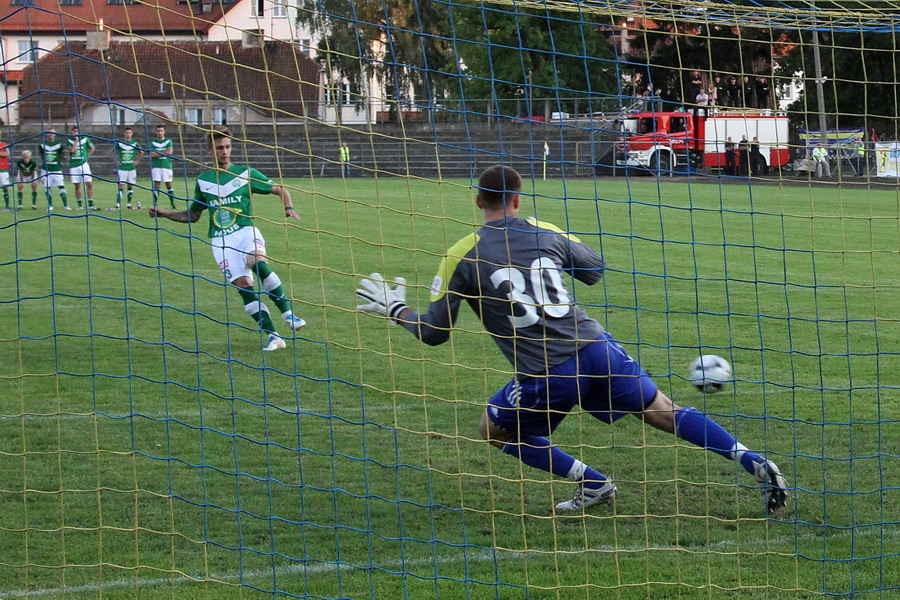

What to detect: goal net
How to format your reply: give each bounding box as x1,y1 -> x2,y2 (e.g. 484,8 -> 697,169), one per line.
1,0 -> 897,597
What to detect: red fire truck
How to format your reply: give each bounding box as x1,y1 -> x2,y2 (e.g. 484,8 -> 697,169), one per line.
616,110 -> 790,173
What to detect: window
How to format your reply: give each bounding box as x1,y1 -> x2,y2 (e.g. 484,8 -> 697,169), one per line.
11,0 -> 34,5
252,0 -> 288,17
59,0 -> 83,5
271,0 -> 288,17
114,108 -> 126,125
17,40 -> 36,63
325,81 -> 355,106
187,108 -> 203,125
213,108 -> 227,125
107,0 -> 137,4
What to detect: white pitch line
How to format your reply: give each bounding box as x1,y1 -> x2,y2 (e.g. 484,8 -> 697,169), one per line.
0,526 -> 895,598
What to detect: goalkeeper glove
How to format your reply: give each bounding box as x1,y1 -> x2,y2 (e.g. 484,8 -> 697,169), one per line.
356,273 -> 409,323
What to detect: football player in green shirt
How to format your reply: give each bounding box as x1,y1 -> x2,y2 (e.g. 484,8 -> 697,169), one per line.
113,126 -> 143,209
39,128 -> 69,211
67,125 -> 96,209
16,149 -> 39,210
149,126 -> 305,351
150,125 -> 175,208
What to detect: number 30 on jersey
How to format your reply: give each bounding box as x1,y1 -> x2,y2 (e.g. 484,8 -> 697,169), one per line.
490,257 -> 572,328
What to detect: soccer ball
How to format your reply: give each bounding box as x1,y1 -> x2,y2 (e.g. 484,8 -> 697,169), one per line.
689,355 -> 732,393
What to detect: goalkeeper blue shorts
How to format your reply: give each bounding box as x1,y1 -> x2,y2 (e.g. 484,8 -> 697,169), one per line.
486,332 -> 659,437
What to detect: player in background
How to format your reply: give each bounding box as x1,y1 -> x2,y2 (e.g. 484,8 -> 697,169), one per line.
113,126 -> 143,209
15,150 -> 39,210
149,126 -> 306,351
150,125 -> 175,208
67,126 -> 96,210
356,165 -> 789,514
0,138 -> 10,211
39,128 -> 69,211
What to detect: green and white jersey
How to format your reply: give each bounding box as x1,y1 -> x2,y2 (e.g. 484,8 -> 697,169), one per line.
16,157 -> 37,177
40,140 -> 64,171
115,139 -> 141,171
150,137 -> 174,169
67,137 -> 94,168
189,164 -> 274,238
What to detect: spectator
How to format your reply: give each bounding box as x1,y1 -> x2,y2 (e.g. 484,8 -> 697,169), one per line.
742,76 -> 755,108
739,135 -> 751,176
812,143 -> 831,178
687,70 -> 703,104
724,137 -> 736,175
712,75 -> 727,107
756,77 -> 771,110
726,77 -> 740,107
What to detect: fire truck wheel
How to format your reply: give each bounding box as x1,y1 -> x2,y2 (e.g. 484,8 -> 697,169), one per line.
651,152 -> 671,174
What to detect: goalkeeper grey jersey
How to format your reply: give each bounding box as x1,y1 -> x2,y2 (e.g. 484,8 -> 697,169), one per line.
402,216 -> 606,376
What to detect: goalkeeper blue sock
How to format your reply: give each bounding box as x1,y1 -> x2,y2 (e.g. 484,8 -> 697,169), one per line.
674,407 -> 762,475
502,436 -> 608,488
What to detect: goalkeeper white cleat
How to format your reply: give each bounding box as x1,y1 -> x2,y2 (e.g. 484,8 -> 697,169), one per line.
555,480 -> 617,512
753,458 -> 788,513
283,312 -> 307,331
262,333 -> 286,352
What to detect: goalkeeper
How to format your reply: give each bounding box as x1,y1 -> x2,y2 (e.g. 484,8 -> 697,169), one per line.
357,164 -> 788,513
150,126 -> 306,351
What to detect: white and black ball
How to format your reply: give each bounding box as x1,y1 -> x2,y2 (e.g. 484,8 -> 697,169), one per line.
689,355 -> 732,394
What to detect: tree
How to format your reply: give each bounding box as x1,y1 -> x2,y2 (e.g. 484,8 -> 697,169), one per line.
447,2 -> 619,116
778,27 -> 898,137
297,0 -> 455,117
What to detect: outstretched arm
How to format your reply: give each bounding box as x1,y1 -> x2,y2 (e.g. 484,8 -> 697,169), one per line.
270,185 -> 298,220
149,206 -> 202,223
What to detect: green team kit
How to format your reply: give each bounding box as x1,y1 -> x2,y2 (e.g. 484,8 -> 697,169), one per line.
68,137 -> 94,168
40,140 -> 64,172
150,137 -> 174,169
190,164 -> 273,238
116,140 -> 141,171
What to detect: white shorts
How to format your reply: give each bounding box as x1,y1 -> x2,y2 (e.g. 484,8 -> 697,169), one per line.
42,170 -> 65,188
17,174 -> 38,185
117,169 -> 137,185
0,172 -> 9,186
211,226 -> 266,283
69,163 -> 93,184
151,168 -> 173,183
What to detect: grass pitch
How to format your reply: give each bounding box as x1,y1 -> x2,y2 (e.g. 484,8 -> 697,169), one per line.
1,175 -> 898,599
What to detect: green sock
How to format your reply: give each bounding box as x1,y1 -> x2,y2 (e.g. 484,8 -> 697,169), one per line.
255,261 -> 293,314
88,198 -> 94,207
31,191 -> 37,206
17,191 -> 23,205
237,287 -> 276,334
4,191 -> 9,208
168,187 -> 175,208
116,189 -> 123,205
127,189 -> 133,205
59,189 -> 68,207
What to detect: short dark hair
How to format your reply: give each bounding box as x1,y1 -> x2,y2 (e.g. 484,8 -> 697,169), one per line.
208,125 -> 232,148
124,126 -> 132,132
477,165 -> 521,207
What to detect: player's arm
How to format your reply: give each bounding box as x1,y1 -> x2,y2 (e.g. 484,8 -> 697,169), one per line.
149,206 -> 202,223
356,259 -> 466,346
566,239 -> 605,285
0,147 -> 9,159
270,184 -> 298,220
87,140 -> 95,158
134,148 -> 144,165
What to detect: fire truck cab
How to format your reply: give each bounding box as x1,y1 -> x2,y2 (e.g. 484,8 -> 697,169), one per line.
616,110 -> 790,174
